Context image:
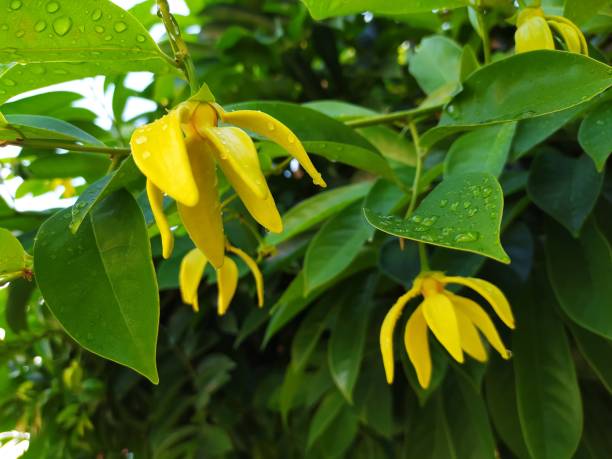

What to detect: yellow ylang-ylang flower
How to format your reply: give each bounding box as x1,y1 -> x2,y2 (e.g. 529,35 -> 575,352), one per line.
179,245 -> 263,315
514,7 -> 588,55
380,271 -> 514,388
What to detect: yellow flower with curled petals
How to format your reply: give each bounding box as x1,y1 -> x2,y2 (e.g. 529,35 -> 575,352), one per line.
129,99 -> 326,268
179,246 -> 264,315
380,271 -> 514,388
514,7 -> 588,55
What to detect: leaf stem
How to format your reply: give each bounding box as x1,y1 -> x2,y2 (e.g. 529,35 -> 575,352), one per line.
344,104 -> 441,128
2,139 -> 130,156
475,7 -> 491,65
157,0 -> 199,94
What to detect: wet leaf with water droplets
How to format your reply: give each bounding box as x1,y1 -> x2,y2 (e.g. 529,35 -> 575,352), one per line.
0,228 -> 27,280
364,172 -> 509,263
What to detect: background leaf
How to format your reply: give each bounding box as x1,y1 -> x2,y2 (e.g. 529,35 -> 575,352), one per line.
301,0 -> 467,20
578,102 -> 612,172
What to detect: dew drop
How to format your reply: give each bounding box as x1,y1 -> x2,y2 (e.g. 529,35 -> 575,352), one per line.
454,232 -> 479,243
53,68 -> 68,75
463,201 -> 471,208
411,215 -> 423,223
136,34 -> 146,43
0,24 -> 8,31
441,227 -> 452,236
9,0 -> 22,10
46,1 -> 59,12
439,199 -> 448,208
34,20 -> 47,32
421,235 -> 433,242
414,225 -> 430,233
104,35 -> 113,41
267,122 -> 275,131
134,135 -> 147,145
52,16 -> 72,36
142,151 -> 151,159
467,208 -> 478,217
91,9 -> 102,21
2,79 -> 16,86
114,21 -> 127,33
422,216 -> 437,226
15,29 -> 24,37
450,202 -> 459,211
287,135 -> 295,144
481,186 -> 492,197
94,25 -> 104,33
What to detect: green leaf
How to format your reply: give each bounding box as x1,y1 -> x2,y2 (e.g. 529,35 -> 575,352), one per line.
1,114 -> 104,145
423,51 -> 612,147
303,201 -> 372,294
70,156 -> 144,233
409,35 -> 462,95
564,0 -> 610,25
570,323 -> 612,393
513,282 -> 582,459
328,275 -> 376,403
546,220 -> 612,339
5,278 -> 34,333
353,359 -> 393,437
528,149 -> 603,236
0,59 -> 176,104
444,122 -> 516,178
0,227 -> 27,277
265,181 -> 373,246
307,391 -> 345,450
365,172 -> 509,263
301,0 -> 467,20
34,190 -> 159,383
310,406 -> 359,458
485,359 -> 531,459
27,153 -> 110,182
225,101 -> 376,151
579,102 -> 612,172
404,394 -> 457,459
0,1 -> 166,63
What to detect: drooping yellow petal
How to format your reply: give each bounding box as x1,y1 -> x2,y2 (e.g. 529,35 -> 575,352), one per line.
547,20 -> 582,53
179,248 -> 208,312
130,111 -> 199,206
202,128 -> 282,233
201,126 -> 268,199
453,303 -> 488,362
448,293 -> 510,359
177,136 -> 225,269
220,109 -> 327,188
146,179 -> 174,259
515,16 -> 555,53
404,305 -> 431,388
443,276 -> 515,329
421,293 -> 464,363
216,256 -> 238,315
546,15 -> 589,55
379,286 -> 421,384
228,246 -> 264,307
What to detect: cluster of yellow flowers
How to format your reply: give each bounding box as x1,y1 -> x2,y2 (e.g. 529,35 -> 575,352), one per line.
129,100 -> 325,313
514,6 -> 588,55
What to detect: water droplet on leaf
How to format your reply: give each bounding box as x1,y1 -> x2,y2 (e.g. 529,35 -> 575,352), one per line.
9,0 -> 22,10
46,1 -> 59,12
114,21 -> 127,33
34,21 -> 47,32
52,16 -> 72,36
136,34 -> 146,42
454,232 -> 479,243
91,9 -> 102,21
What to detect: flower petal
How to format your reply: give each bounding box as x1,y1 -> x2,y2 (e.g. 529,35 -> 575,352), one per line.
404,305 -> 432,388
453,302 -> 488,362
448,293 -> 510,359
379,286 -> 420,384
177,136 -> 225,269
217,256 -> 238,315
220,109 -> 326,188
515,17 -> 555,53
201,126 -> 268,199
130,111 -> 199,206
547,20 -> 582,53
546,15 -> 589,55
228,246 -> 264,307
146,179 -> 174,259
443,276 -> 515,329
422,293 -> 464,363
179,248 -> 208,312
202,128 -> 282,233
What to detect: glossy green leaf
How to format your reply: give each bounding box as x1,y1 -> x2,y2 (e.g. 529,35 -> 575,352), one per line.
328,275 -> 376,403
353,359 -> 393,438
27,153 -> 110,182
570,323 -> 612,393
34,190 -> 159,383
513,283 -> 582,459
528,149 -> 603,236
70,156 -> 143,233
5,278 -> 34,333
225,101 -> 376,151
485,359 -> 531,459
304,202 -> 372,294
1,114 -> 103,145
310,406 -> 359,457
301,0 -> 467,20
0,227 -> 27,277
307,391 -> 345,450
564,0 -> 610,25
365,172 -> 509,263
265,181 -> 372,246
579,102 -> 612,172
444,123 -> 516,178
547,220 -> 612,339
0,0 -> 166,63
459,45 -> 479,81
409,35 -> 462,95
426,51 -> 612,146
404,394 -> 456,459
